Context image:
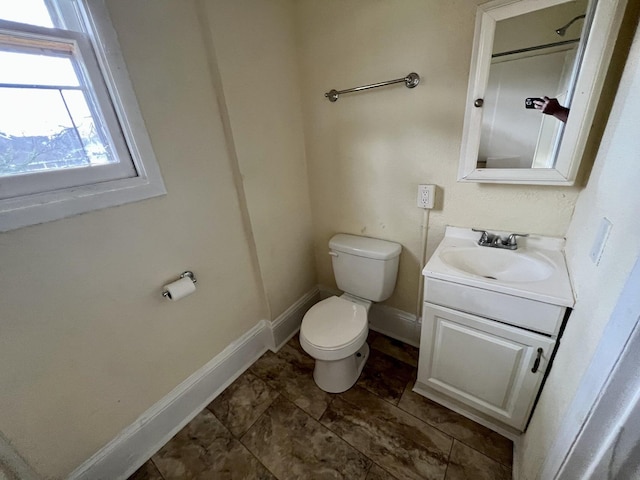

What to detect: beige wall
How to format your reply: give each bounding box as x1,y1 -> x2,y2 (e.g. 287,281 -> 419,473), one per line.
0,0 -> 314,477
518,21 -> 640,479
202,0 -> 316,318
295,0 -> 580,314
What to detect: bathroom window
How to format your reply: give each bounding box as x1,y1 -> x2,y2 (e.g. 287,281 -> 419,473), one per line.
0,0 -> 165,231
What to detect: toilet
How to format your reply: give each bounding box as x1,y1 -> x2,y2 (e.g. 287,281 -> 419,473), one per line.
300,234 -> 402,393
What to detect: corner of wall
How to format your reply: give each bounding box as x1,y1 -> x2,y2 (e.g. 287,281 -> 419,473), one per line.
265,287 -> 321,351
193,0 -> 272,320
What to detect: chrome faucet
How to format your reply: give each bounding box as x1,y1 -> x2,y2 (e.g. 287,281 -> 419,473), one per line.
472,229 -> 529,250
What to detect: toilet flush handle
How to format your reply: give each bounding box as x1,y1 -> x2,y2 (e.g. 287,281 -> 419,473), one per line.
328,251 -> 339,257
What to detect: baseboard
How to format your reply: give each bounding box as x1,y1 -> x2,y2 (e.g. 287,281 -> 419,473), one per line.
511,436 -> 522,480
369,304 -> 420,347
266,287 -> 320,351
317,285 -> 420,347
68,320 -> 269,480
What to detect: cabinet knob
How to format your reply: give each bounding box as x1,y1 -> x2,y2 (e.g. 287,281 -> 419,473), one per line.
474,98 -> 484,107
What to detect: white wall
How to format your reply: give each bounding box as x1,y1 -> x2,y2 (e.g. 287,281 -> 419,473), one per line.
295,0 -> 580,315
0,0 -> 314,477
202,0 -> 316,319
518,19 -> 640,479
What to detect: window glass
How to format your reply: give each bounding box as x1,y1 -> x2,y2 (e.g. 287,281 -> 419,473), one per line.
0,0 -> 54,28
0,87 -> 115,176
0,50 -> 79,86
0,48 -> 117,176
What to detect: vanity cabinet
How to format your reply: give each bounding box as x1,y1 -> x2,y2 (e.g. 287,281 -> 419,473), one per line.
415,226 -> 574,436
418,302 -> 555,431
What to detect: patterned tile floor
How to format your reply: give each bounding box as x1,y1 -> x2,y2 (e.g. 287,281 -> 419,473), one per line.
129,331 -> 513,480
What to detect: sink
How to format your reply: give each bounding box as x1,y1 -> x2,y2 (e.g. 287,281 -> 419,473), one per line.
423,226 -> 574,307
439,247 -> 554,283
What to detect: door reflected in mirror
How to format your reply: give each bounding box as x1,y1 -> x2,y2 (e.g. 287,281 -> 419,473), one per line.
479,0 -> 588,169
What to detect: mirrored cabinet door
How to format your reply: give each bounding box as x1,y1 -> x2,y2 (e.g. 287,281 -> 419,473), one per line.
457,0 -> 627,185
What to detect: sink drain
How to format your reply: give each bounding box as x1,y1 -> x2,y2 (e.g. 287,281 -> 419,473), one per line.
483,275 -> 497,280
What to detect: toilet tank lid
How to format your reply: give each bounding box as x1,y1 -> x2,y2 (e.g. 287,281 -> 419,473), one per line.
329,234 -> 402,260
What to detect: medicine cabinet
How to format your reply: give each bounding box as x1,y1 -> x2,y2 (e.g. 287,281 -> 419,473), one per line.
457,0 -> 627,185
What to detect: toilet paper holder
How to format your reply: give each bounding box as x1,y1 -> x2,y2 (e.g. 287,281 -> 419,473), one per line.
162,271 -> 197,298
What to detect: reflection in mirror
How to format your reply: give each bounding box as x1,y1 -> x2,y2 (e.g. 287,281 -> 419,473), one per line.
458,0 -> 626,185
478,1 -> 588,169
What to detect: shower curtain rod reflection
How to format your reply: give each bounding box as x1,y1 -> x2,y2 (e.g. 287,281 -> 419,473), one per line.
491,38 -> 580,58
492,38 -> 579,58
324,72 -> 420,102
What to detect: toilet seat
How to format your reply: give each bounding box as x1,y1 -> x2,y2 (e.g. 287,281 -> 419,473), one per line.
300,296 -> 368,361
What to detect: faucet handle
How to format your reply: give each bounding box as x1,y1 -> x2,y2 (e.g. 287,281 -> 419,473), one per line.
472,228 -> 491,244
506,233 -> 529,246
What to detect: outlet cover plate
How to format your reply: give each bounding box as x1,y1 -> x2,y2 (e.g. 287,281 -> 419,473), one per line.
417,184 -> 436,209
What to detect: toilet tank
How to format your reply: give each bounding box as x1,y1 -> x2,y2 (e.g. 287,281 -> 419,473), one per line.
329,234 -> 402,302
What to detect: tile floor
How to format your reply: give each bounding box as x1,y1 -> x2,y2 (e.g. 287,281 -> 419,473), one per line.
129,331 -> 513,480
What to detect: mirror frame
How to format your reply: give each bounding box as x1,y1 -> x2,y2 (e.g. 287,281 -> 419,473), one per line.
458,0 -> 627,185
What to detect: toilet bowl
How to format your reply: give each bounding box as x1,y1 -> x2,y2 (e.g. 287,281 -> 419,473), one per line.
299,295 -> 371,393
299,233 -> 401,393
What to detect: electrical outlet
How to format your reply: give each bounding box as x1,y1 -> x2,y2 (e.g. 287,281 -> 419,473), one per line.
417,184 -> 436,209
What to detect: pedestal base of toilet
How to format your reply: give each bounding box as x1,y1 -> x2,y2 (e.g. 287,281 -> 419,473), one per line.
312,343 -> 370,393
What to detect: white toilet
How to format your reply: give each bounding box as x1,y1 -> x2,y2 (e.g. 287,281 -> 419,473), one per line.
300,234 -> 402,393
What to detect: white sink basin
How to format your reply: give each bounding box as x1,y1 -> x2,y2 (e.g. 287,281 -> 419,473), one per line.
439,247 -> 554,283
423,227 -> 574,307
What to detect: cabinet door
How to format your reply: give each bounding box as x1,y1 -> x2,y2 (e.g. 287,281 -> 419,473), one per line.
418,303 -> 555,430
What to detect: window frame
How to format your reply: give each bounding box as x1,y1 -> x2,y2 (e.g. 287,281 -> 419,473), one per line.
0,0 -> 166,232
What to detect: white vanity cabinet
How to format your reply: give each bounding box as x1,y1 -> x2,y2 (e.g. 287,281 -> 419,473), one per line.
414,227 -> 574,436
418,301 -> 556,431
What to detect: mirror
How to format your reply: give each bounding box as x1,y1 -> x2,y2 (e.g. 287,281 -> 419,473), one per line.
458,0 -> 626,185
482,1 -> 587,170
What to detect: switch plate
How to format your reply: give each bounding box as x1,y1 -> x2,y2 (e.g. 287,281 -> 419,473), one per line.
590,217 -> 612,265
417,184 -> 436,209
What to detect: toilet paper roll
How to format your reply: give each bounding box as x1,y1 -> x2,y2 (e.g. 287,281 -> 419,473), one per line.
163,276 -> 196,301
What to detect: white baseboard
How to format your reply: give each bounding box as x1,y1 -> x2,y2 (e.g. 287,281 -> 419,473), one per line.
317,285 -> 420,347
68,320 -> 269,480
265,287 -> 320,351
512,435 -> 522,480
369,304 -> 420,347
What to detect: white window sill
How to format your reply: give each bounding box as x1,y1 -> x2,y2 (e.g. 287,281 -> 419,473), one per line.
0,174 -> 166,232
